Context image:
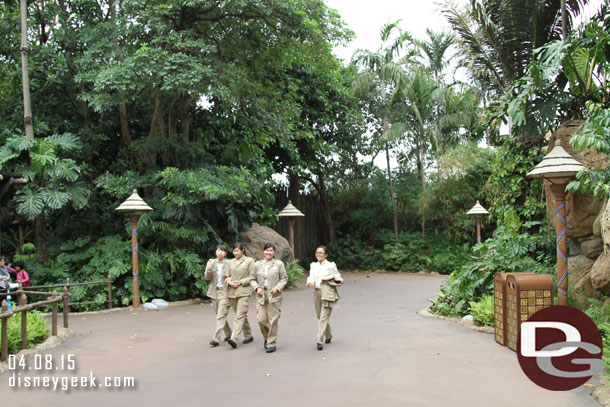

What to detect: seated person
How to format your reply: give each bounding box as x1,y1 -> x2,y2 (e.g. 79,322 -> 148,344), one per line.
0,256 -> 10,294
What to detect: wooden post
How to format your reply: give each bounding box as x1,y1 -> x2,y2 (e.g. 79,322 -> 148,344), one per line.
62,286 -> 69,328
551,183 -> 569,305
20,309 -> 27,349
287,219 -> 295,261
107,273 -> 113,309
129,214 -> 141,307
17,285 -> 27,306
52,290 -> 58,336
1,300 -> 7,361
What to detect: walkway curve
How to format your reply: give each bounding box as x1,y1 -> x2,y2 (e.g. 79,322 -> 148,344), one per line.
0,272 -> 601,406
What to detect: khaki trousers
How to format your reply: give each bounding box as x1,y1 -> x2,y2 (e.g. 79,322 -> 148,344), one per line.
314,289 -> 333,344
212,298 -> 232,339
257,294 -> 282,347
229,296 -> 251,342
213,297 -> 252,342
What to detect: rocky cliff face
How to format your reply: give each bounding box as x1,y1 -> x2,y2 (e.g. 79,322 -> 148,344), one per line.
545,120 -> 610,304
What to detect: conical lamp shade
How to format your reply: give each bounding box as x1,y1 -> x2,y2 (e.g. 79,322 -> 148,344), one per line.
527,139 -> 585,179
278,200 -> 304,217
467,201 -> 489,216
115,189 -> 153,212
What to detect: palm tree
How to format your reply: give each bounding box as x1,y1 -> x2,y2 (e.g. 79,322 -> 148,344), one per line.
442,0 -> 590,98
416,29 -> 456,83
392,66 -> 480,239
351,21 -> 415,239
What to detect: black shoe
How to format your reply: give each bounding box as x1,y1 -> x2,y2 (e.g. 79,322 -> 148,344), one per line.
264,340 -> 267,350
243,337 -> 254,344
317,343 -> 323,351
209,340 -> 219,347
325,338 -> 332,344
227,338 -> 237,349
224,336 -> 230,342
266,346 -> 276,353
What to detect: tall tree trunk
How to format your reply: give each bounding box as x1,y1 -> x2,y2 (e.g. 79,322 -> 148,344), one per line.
380,76 -> 398,239
180,94 -> 191,145
383,117 -> 399,239
57,0 -> 89,130
418,130 -> 426,240
34,214 -> 48,265
110,0 -> 132,148
561,0 -> 567,40
316,172 -> 337,244
20,0 -> 34,140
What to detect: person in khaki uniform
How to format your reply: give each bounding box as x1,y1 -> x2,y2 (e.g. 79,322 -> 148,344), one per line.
222,242 -> 255,349
251,243 -> 288,353
307,246 -> 343,351
205,244 -> 232,347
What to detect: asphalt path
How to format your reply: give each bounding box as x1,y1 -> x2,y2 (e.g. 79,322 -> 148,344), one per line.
0,272 -> 602,406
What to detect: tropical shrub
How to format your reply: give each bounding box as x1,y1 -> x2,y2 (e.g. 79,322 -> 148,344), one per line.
430,210 -> 554,317
285,260 -> 306,288
0,311 -> 49,355
469,295 -> 494,327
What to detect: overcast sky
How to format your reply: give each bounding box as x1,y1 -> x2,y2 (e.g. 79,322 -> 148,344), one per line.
325,0 -> 606,63
325,0 -> 450,63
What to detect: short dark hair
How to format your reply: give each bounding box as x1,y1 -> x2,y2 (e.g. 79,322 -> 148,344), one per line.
316,245 -> 328,255
216,244 -> 228,254
14,262 -> 24,269
263,242 -> 275,251
232,242 -> 246,254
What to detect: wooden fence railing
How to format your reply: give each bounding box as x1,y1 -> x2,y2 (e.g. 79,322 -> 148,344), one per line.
25,274 -> 114,309
0,288 -> 70,362
0,274 -> 114,362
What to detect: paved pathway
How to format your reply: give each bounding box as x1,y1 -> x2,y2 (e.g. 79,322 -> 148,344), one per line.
0,272 -> 601,406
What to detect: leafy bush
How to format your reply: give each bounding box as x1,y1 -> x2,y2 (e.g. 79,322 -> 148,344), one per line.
0,311 -> 49,355
469,295 -> 494,327
430,210 -> 554,317
285,260 -> 305,288
27,234 -> 210,309
425,244 -> 471,275
573,297 -> 610,377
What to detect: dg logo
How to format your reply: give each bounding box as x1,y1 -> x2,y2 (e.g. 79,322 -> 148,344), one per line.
517,305 -> 603,391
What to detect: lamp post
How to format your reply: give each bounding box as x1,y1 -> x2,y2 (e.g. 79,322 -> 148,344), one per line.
115,189 -> 153,307
527,139 -> 584,305
467,200 -> 489,244
278,200 -> 305,261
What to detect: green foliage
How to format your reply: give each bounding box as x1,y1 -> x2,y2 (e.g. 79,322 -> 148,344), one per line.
483,138 -> 548,225
568,101 -> 610,197
285,260 -> 305,288
469,295 -> 494,327
0,311 -> 49,355
419,143 -> 495,240
329,231 -> 466,274
575,297 -> 610,377
13,243 -> 36,263
430,210 -> 554,317
0,133 -> 88,221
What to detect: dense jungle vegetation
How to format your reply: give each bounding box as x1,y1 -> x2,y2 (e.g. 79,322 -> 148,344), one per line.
0,0 -> 608,322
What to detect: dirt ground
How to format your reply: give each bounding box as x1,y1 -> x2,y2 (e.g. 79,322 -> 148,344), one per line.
0,272 -> 602,406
